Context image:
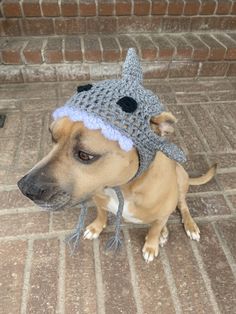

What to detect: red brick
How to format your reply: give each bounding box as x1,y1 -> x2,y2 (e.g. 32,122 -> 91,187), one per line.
169,62 -> 199,78
151,34 -> 175,60
23,38 -> 43,64
183,0 -> 200,15
98,0 -> 114,15
152,0 -> 167,15
184,33 -> 209,61
115,0 -> 132,15
2,19 -> 21,36
129,229 -> 175,312
188,104 -> 231,151
101,36 -> 121,61
0,110 -> 22,136
99,232 -> 137,313
208,152 -> 236,169
167,35 -> 193,60
79,0 -> 97,16
134,35 -> 158,60
2,1 -> 22,17
0,212 -> 49,237
213,33 -> 236,60
117,16 -> 161,33
169,105 -> 205,153
22,18 -> 54,35
87,16 -> 117,33
1,40 -> 25,65
216,16 -> 236,30
64,36 -> 82,61
208,103 -> 236,149
117,34 -> 139,58
143,61 -> 169,78
167,0 -> 184,15
55,18 -> 86,35
199,34 -> 226,60
23,0 -> 41,17
84,36 -> 102,61
217,172 -> 236,190
227,62 -> 236,76
198,224 -> 236,313
200,62 -> 229,76
15,112 -> 44,169
61,0 -> 78,17
0,190 -> 33,210
199,0 -> 217,15
27,239 -> 59,313
187,194 -> 231,215
0,241 -> 27,314
0,138 -> 18,168
216,0 -> 233,14
41,0 -> 60,17
216,221 -> 236,260
44,38 -> 63,63
134,0 -> 150,16
65,240 -> 97,313
162,17 -> 191,32
166,225 -> 216,312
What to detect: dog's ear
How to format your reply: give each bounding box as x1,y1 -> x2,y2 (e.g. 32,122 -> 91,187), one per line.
150,112 -> 177,136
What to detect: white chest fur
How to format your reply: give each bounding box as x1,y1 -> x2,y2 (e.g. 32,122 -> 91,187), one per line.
104,188 -> 143,224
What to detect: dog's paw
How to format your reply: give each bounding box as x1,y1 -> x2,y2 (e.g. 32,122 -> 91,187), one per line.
159,226 -> 169,247
183,218 -> 200,242
142,242 -> 159,263
83,223 -> 106,240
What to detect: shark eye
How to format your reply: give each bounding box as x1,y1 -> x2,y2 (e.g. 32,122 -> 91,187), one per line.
117,96 -> 137,113
77,84 -> 93,93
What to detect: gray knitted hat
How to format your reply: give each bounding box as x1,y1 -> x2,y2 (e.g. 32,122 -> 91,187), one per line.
53,48 -> 186,252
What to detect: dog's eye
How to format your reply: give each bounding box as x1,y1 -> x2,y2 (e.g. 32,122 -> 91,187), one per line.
75,150 -> 99,164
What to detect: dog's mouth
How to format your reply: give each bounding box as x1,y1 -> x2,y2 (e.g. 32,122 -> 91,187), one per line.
34,191 -> 92,212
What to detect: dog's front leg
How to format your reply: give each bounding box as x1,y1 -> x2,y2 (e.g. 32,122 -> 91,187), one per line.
83,195 -> 108,240
142,218 -> 168,263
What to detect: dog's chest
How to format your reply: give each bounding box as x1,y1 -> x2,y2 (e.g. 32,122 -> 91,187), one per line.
104,188 -> 143,224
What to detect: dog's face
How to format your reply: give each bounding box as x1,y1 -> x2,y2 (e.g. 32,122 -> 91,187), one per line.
17,112 -> 176,211
17,117 -> 139,210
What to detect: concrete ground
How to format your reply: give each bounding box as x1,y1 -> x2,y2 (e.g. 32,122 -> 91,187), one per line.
0,78 -> 236,314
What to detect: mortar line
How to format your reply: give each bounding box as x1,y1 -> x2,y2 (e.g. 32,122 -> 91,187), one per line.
212,223 -> 236,280
0,207 -> 42,215
123,229 -> 144,314
190,241 -> 221,314
162,249 -> 182,314
20,239 -> 34,314
182,105 -> 210,152
57,236 -> 65,314
93,239 -> 106,314
205,154 -> 236,213
1,214 -> 236,242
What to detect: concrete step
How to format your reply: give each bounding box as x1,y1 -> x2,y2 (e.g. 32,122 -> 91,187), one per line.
1,32 -> 236,83
0,0 -> 236,36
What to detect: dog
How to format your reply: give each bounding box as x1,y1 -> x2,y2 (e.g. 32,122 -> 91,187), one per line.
18,111 -> 216,263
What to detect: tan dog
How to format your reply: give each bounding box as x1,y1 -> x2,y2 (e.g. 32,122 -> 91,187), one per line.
18,112 -> 216,263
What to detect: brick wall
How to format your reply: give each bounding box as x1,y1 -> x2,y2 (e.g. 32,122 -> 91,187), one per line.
0,0 -> 236,36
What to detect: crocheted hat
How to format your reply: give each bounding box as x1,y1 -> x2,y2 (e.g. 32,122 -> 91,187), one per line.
52,48 -> 186,252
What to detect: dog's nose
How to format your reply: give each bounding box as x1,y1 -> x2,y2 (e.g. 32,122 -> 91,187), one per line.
17,175 -> 48,201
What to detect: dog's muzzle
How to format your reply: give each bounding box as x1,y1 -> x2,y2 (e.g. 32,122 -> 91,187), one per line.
17,171 -> 71,211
